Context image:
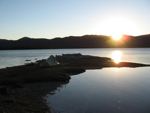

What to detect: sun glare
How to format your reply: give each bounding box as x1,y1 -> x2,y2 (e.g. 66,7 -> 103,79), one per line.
111,50 -> 122,64
111,34 -> 123,41
92,15 -> 139,39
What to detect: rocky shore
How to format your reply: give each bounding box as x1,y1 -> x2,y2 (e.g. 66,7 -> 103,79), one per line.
0,53 -> 149,113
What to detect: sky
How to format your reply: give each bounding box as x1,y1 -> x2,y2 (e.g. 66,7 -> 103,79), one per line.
0,0 -> 150,40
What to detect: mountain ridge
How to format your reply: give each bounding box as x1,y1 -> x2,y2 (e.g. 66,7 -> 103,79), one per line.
0,34 -> 150,49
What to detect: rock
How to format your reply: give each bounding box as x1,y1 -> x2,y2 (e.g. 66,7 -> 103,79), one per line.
46,55 -> 59,66
0,87 -> 8,95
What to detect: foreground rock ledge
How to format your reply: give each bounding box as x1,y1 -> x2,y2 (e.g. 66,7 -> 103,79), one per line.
0,53 -> 149,113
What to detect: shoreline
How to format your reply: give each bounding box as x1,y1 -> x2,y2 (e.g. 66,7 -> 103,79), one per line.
0,81 -> 68,113
0,53 -> 149,113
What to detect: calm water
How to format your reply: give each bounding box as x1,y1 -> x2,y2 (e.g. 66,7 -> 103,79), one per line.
0,48 -> 150,68
0,48 -> 150,113
49,68 -> 150,113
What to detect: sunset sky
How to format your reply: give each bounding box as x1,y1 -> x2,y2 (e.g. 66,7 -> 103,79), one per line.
0,0 -> 150,39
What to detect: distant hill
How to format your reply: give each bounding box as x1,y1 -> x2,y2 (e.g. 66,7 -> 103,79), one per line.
0,34 -> 150,50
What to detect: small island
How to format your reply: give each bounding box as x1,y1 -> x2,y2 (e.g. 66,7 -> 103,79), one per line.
0,53 -> 149,113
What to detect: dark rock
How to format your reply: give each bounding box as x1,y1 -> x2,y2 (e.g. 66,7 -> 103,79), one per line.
0,87 -> 8,95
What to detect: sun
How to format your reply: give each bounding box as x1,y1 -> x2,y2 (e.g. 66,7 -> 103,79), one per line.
111,34 -> 123,41
92,15 -> 139,39
104,17 -> 134,41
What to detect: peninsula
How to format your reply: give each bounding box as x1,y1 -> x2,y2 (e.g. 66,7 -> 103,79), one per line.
0,53 -> 149,113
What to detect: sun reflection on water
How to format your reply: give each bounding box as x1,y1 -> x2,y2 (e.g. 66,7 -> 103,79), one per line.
111,50 -> 123,64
